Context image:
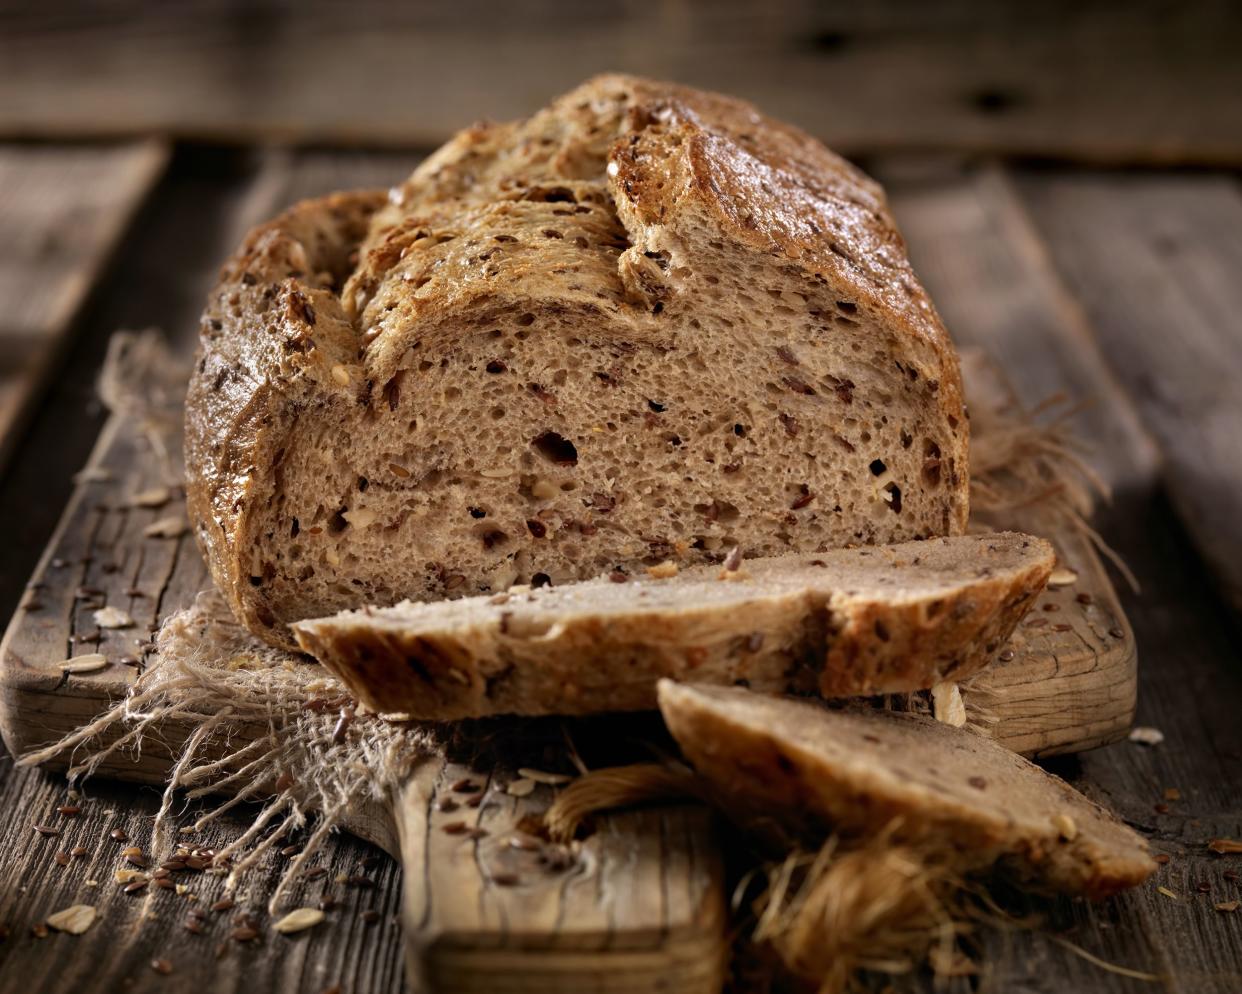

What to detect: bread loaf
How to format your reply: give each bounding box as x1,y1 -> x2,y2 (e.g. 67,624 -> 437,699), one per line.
657,682 -> 1155,899
186,75 -> 969,649
291,533 -> 1051,719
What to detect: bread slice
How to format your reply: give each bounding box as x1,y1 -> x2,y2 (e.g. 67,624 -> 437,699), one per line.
657,682 -> 1155,899
186,74 -> 969,650
290,533 -> 1052,719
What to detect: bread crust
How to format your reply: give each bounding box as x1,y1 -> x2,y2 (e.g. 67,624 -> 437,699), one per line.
657,682 -> 1156,900
290,534 -> 1052,718
187,76 -> 969,647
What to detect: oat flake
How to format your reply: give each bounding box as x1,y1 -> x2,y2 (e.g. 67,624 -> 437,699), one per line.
46,904 -> 97,935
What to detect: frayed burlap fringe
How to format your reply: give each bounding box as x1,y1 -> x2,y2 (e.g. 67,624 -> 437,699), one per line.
20,334 -> 1130,984
22,590 -> 434,912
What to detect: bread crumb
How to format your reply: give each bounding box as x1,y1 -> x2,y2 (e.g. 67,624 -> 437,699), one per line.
931,682 -> 967,727
1129,726 -> 1164,746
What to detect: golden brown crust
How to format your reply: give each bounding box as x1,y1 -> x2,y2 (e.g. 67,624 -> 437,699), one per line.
187,76 -> 969,648
184,191 -> 387,636
658,683 -> 1156,900
290,535 -> 1052,719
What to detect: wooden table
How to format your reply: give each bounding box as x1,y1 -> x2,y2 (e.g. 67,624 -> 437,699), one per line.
1,7 -> 1242,989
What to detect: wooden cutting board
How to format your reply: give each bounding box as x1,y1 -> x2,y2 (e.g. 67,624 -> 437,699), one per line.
0,348 -> 1135,993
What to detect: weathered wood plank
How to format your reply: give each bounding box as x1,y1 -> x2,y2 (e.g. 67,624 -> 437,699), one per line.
884,162 -> 1160,493
1015,173 -> 1242,612
0,2 -> 1239,163
0,751 -> 406,994
0,142 -> 168,474
0,149 -> 421,994
887,164 -> 1242,992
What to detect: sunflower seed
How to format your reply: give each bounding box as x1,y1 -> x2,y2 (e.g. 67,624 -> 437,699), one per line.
273,908 -> 325,934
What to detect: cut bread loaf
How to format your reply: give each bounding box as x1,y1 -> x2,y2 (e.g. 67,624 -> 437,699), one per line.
186,74 -> 969,650
657,682 -> 1155,899
291,533 -> 1052,719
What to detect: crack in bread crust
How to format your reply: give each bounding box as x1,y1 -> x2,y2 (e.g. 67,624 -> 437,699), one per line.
186,75 -> 970,648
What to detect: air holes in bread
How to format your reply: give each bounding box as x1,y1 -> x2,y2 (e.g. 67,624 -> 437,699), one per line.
531,431 -> 578,466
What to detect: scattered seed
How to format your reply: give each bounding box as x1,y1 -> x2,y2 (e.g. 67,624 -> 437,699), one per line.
143,516 -> 188,539
1048,567 -> 1078,587
124,879 -> 149,894
31,923 -> 49,939
1155,854 -> 1171,865
303,867 -> 328,881
1217,901 -> 1240,913
131,487 -> 173,509
57,805 -> 82,817
210,898 -> 235,913
279,845 -> 301,857
1129,726 -> 1164,747
126,854 -> 148,868
274,908 -> 325,934
93,606 -> 135,629
60,654 -> 109,675
46,905 -> 97,934
184,918 -> 204,934
348,875 -> 375,889
318,895 -> 338,911
1209,839 -> 1242,855
360,910 -> 380,925
1108,627 -> 1125,639
54,852 -> 70,866
436,798 -> 459,813
231,926 -> 258,942
330,364 -> 351,386
506,778 -> 536,797
998,649 -> 1015,662
646,560 -> 679,579
491,872 -> 520,887
1164,787 -> 1181,801
33,825 -> 60,837
154,878 -> 175,890
1158,886 -> 1178,899
441,822 -> 468,836
71,846 -> 87,858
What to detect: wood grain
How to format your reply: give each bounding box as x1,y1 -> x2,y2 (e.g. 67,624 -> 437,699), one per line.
0,2 -> 1239,163
0,142 -> 168,473
1016,173 -> 1242,612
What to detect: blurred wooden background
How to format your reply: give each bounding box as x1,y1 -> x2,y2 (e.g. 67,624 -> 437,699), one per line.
1,0 -> 1240,162
2,2 -> 1242,991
